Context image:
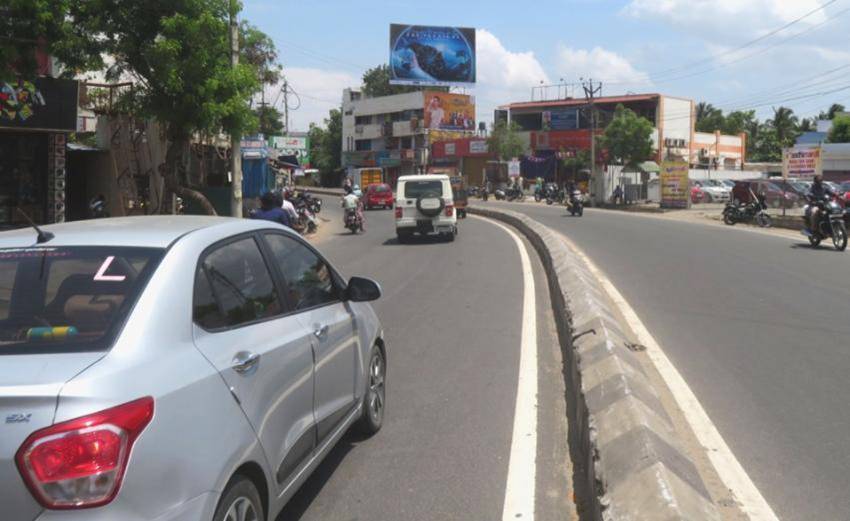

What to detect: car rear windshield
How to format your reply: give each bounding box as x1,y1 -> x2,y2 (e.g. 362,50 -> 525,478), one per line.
404,180 -> 443,198
0,246 -> 164,355
371,185 -> 390,193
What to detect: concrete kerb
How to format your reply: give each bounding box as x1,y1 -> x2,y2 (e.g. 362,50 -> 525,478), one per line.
467,206 -> 721,521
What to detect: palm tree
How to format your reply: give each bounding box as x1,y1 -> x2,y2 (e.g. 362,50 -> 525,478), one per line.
768,106 -> 799,148
818,103 -> 846,120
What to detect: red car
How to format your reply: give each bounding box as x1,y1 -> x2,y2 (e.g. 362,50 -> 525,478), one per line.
364,183 -> 394,210
689,181 -> 705,204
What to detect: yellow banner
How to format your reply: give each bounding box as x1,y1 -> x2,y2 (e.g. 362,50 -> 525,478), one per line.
660,160 -> 689,209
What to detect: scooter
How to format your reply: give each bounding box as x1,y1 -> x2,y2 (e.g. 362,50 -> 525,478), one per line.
566,190 -> 584,216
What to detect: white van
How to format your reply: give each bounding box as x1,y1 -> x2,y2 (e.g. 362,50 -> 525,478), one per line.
394,174 -> 458,242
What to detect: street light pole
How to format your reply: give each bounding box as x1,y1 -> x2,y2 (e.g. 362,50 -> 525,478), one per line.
582,78 -> 603,204
229,0 -> 243,217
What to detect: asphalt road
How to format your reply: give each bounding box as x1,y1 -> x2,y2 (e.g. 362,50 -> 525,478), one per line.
488,199 -> 850,521
277,199 -> 575,521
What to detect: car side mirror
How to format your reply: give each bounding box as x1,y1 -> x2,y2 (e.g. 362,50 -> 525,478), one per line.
345,276 -> 381,302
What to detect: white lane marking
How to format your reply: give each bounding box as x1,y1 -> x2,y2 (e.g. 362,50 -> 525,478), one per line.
554,230 -> 779,521
472,215 -> 538,521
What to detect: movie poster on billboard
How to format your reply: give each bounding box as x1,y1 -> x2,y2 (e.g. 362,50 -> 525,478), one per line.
390,24 -> 476,86
423,91 -> 475,132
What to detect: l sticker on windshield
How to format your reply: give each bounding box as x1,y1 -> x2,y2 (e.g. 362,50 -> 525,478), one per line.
94,256 -> 126,281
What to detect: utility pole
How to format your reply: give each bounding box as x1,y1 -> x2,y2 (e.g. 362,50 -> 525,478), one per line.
229,0 -> 242,217
283,79 -> 289,135
582,78 -> 603,204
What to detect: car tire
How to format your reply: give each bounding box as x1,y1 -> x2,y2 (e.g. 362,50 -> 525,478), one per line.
355,344 -> 385,436
416,193 -> 444,217
213,475 -> 265,521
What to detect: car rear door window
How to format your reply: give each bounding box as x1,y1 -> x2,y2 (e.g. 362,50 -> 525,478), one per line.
263,234 -> 339,311
404,180 -> 443,198
196,237 -> 282,329
0,246 -> 163,354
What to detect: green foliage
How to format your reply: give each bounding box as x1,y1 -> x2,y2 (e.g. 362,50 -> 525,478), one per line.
722,110 -> 756,136
749,124 -> 781,162
360,64 -> 447,97
599,104 -> 654,170
828,115 -> 850,143
818,103 -> 846,120
767,106 -> 799,149
695,102 -> 724,133
487,120 -> 525,161
240,21 -> 281,86
561,149 -> 591,177
255,105 -> 283,136
309,108 -> 342,175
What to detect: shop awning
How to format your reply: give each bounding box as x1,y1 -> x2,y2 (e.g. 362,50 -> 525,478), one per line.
638,161 -> 660,173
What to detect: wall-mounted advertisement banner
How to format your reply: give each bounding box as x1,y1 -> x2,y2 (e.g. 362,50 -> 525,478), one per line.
546,108 -> 579,130
508,160 -> 521,178
660,160 -> 690,209
423,91 -> 475,131
783,146 -> 822,179
0,78 -> 78,132
390,24 -> 476,86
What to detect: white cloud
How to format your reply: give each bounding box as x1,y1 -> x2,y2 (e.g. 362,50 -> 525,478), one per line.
473,29 -> 550,123
267,67 -> 358,132
556,45 -> 650,86
624,0 -> 828,38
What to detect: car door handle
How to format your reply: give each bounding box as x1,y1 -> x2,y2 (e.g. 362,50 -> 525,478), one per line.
313,325 -> 330,339
232,351 -> 260,374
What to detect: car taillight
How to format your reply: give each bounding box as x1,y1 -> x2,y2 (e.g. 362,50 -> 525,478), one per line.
395,207 -> 403,219
445,205 -> 454,217
16,397 -> 154,510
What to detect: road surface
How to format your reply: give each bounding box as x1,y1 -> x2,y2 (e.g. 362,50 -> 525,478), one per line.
277,199 -> 576,521
490,199 -> 850,521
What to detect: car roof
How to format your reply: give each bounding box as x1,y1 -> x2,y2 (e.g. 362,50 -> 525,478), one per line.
398,174 -> 449,182
0,216 -> 289,249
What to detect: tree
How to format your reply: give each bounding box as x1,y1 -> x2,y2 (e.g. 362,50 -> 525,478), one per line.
361,64 -> 447,97
255,105 -> 284,137
67,0 -> 269,215
767,106 -> 799,149
599,104 -> 654,170
799,118 -> 815,132
723,110 -> 756,135
828,114 -> 850,143
695,102 -> 725,132
0,1 -> 101,80
487,121 -> 525,161
749,124 -> 781,162
561,149 -> 590,181
309,108 -> 342,180
240,21 -> 281,86
818,103 -> 846,120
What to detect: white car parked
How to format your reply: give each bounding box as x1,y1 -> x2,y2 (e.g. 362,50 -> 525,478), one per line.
394,174 -> 458,242
695,179 -> 731,203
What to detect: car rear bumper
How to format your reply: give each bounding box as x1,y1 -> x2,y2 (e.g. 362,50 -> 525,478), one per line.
396,217 -> 456,234
34,491 -> 215,521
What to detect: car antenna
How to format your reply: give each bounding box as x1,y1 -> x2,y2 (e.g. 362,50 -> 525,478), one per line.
16,208 -> 54,244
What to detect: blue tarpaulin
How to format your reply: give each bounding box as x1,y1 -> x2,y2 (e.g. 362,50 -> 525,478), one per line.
242,158 -> 272,199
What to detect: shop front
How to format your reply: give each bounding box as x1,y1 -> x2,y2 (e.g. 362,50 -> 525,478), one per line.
0,77 -> 79,228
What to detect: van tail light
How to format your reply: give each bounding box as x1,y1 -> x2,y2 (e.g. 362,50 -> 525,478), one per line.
445,204 -> 454,217
395,207 -> 403,219
16,397 -> 154,510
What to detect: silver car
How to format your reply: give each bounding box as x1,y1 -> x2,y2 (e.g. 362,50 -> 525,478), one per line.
1,216 -> 386,521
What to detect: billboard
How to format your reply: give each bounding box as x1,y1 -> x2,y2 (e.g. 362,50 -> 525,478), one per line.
0,78 -> 78,132
423,91 -> 475,132
543,108 -> 579,131
390,24 -> 476,86
660,160 -> 690,209
270,135 -> 310,167
783,146 -> 822,179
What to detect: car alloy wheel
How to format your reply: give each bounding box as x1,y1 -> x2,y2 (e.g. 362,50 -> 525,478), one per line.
367,351 -> 385,425
223,497 -> 258,521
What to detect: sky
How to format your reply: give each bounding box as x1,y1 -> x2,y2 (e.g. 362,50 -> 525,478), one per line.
243,0 -> 850,132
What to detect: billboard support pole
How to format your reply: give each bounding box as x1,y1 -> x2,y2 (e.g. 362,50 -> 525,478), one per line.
582,78 -> 603,205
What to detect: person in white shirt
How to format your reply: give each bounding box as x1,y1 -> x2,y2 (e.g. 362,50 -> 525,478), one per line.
341,186 -> 365,231
281,190 -> 298,221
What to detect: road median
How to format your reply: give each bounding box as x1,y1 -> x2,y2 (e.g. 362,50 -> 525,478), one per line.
468,205 -> 721,521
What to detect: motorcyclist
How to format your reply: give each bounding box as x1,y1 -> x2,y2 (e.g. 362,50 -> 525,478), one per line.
281,189 -> 298,222
250,192 -> 291,228
341,185 -> 364,231
805,175 -> 836,234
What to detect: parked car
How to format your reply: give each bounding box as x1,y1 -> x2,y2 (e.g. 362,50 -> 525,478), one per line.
732,179 -> 799,209
395,174 -> 458,242
694,179 -> 730,203
1,216 -> 386,521
689,180 -> 705,204
364,183 -> 394,210
770,179 -> 809,200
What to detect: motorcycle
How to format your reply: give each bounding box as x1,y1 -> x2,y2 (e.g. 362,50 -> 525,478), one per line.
566,190 -> 584,216
295,201 -> 319,234
722,191 -> 772,228
803,195 -> 848,251
344,208 -> 363,234
506,186 -> 525,202
546,188 -> 565,206
494,188 -> 506,201
88,196 -> 110,219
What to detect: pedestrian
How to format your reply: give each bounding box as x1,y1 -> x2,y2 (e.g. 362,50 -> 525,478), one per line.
613,184 -> 623,205
250,192 -> 292,228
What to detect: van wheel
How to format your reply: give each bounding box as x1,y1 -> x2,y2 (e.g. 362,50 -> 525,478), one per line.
213,475 -> 264,521
355,345 -> 385,436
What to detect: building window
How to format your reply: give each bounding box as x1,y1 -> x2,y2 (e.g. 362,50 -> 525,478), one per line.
355,139 -> 372,151
355,115 -> 372,125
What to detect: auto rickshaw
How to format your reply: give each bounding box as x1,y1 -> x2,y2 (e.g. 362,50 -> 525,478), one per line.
450,175 -> 468,218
